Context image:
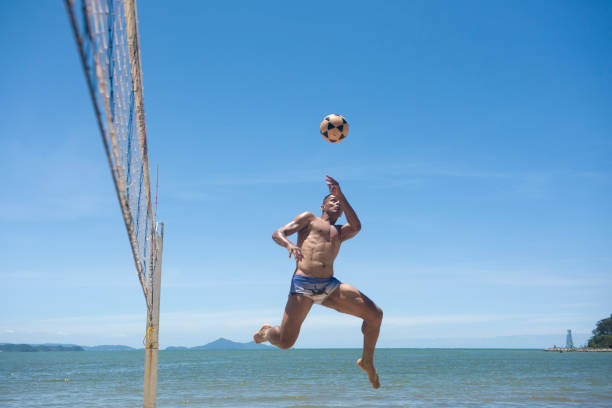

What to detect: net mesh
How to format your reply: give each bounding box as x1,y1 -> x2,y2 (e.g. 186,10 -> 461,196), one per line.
65,0 -> 160,314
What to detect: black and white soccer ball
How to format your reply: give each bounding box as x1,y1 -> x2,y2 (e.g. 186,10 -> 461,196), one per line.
320,114 -> 349,143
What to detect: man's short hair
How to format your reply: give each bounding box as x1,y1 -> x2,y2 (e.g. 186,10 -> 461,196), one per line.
322,193 -> 332,206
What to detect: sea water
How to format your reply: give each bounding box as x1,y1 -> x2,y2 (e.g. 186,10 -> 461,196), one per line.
1,349 -> 611,407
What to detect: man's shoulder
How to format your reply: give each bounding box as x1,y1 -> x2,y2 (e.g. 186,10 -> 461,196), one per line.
294,211 -> 316,223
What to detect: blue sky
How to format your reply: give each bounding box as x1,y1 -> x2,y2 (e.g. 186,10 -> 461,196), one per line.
1,0 -> 610,348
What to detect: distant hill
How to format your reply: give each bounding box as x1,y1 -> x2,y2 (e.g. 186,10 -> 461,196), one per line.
0,343 -> 84,352
0,338 -> 273,352
172,338 -> 273,350
83,345 -> 137,351
0,343 -> 137,352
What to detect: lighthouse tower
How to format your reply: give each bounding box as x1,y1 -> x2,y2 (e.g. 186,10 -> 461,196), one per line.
565,329 -> 574,349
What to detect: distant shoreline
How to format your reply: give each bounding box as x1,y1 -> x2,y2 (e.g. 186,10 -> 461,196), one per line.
0,338 -> 272,352
4,340 -> 612,353
544,347 -> 612,352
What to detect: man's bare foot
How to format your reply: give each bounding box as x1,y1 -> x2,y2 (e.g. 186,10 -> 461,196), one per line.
357,358 -> 381,389
253,324 -> 271,344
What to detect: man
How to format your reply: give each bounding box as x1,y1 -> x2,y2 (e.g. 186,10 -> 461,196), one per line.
253,175 -> 383,389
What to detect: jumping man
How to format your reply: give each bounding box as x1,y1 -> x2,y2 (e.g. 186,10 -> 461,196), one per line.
254,175 -> 383,389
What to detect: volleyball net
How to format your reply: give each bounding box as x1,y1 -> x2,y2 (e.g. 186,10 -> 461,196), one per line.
65,0 -> 162,326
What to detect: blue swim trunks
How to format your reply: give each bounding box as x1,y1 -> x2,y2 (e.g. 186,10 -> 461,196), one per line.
290,274 -> 341,304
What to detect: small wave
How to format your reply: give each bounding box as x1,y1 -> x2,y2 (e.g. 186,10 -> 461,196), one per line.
40,378 -> 70,383
229,395 -> 310,402
529,395 -> 582,402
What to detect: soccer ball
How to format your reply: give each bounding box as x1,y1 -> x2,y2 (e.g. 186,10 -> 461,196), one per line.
320,114 -> 349,143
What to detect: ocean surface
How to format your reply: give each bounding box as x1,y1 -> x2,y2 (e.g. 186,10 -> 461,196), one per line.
1,348 -> 611,407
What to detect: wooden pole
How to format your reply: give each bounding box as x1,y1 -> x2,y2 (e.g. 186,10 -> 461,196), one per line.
143,223 -> 163,408
143,339 -> 158,408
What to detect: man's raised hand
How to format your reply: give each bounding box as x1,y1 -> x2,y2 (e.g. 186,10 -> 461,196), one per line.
326,175 -> 344,197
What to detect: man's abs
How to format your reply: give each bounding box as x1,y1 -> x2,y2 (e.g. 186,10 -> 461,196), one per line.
294,217 -> 341,277
295,240 -> 339,277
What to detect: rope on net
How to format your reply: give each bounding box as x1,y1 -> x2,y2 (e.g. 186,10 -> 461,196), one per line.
65,0 -> 160,316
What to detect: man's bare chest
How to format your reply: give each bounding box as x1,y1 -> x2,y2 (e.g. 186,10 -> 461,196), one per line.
302,219 -> 340,245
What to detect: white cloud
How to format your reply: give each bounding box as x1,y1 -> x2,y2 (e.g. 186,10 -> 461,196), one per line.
1,309 -> 597,348
163,279 -> 285,289
171,163 -> 611,198
383,313 -> 528,326
0,269 -> 136,289
363,262 -> 612,291
485,274 -> 612,288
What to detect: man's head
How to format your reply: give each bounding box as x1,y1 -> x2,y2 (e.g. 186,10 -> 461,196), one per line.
321,194 -> 343,218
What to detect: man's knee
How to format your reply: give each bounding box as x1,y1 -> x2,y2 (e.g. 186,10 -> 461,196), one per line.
277,335 -> 297,350
368,306 -> 383,326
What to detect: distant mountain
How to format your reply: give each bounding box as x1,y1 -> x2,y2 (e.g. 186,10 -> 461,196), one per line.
0,339 -> 273,352
40,343 -> 82,347
184,338 -> 274,350
0,343 -> 84,352
83,345 -> 137,351
0,343 -> 137,352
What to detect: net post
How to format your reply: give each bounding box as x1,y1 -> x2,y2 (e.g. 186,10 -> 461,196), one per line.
143,340 -> 158,408
143,222 -> 163,408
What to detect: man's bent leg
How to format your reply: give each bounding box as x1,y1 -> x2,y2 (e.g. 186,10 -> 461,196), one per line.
322,283 -> 383,389
254,294 -> 313,350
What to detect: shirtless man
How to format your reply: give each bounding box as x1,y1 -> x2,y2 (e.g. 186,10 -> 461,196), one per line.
253,175 -> 382,389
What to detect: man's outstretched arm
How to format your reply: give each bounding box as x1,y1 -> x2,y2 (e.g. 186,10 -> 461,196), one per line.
326,175 -> 361,241
272,211 -> 315,262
